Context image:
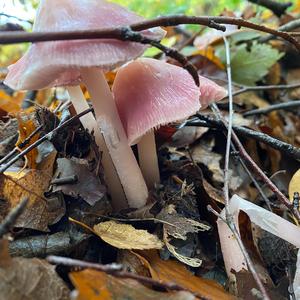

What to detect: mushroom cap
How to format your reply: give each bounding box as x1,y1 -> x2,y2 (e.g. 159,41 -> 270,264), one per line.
4,0 -> 165,91
199,75 -> 227,109
112,58 -> 201,145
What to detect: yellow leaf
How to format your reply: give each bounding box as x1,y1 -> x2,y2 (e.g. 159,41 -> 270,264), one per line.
93,221 -> 163,250
289,169 -> 300,205
0,90 -> 24,113
15,112 -> 39,169
192,46 -> 225,70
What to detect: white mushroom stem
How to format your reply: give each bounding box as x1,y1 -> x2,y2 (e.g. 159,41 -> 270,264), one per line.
137,131 -> 160,189
67,86 -> 127,211
80,68 -> 148,208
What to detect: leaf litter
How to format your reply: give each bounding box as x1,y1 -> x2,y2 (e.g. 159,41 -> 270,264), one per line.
1,1 -> 300,300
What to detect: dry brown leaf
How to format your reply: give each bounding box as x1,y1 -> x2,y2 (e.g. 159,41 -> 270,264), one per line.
0,257 -> 69,300
191,141 -> 223,184
52,158 -> 106,206
0,239 -> 12,268
163,235 -> 202,267
158,204 -> 210,241
0,118 -> 18,157
139,251 -> 234,300
70,268 -> 195,300
0,151 -> 65,231
93,221 -> 163,250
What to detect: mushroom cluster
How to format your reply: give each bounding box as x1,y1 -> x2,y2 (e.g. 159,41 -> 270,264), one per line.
4,0 -> 227,211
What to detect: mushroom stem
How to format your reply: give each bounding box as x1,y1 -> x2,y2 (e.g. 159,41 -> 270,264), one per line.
80,68 -> 148,208
137,131 -> 160,189
66,86 -> 127,210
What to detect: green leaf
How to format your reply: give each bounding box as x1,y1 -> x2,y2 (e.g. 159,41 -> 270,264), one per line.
217,42 -> 284,85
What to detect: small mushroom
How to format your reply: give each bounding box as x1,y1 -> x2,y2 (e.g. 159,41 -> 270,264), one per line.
4,0 -> 165,210
113,58 -> 227,188
113,58 -> 201,188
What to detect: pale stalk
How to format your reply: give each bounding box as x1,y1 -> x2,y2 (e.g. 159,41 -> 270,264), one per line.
81,68 -> 148,208
67,86 -> 127,210
137,131 -> 160,189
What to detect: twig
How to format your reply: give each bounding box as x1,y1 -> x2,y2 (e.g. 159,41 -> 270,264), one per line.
1,16 -> 300,51
176,28 -> 205,51
260,19 -> 300,43
47,256 -> 209,300
0,124 -> 42,166
207,205 -> 271,300
188,115 -> 300,161
0,13 -> 33,25
120,28 -> 199,86
248,0 -> 292,17
229,82 -> 300,98
231,143 -> 273,211
222,36 -> 233,210
243,100 -> 300,116
0,108 -> 93,174
210,38 -> 271,300
0,198 -> 28,238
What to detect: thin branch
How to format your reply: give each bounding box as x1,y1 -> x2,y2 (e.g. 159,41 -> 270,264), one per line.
222,36 -> 233,210
0,198 -> 28,238
210,38 -> 271,299
188,114 -> 300,161
206,111 -> 300,220
0,13 -> 33,25
243,100 -> 300,116
120,28 -> 199,85
1,16 -> 299,51
231,142 -> 273,210
260,19 -> 300,43
0,108 -> 93,174
229,82 -> 300,98
47,256 -> 209,300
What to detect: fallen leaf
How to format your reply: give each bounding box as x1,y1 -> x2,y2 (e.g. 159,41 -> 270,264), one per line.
15,112 -> 39,169
192,47 -> 224,70
0,90 -> 24,113
52,158 -> 106,206
0,239 -> 12,267
0,257 -> 69,300
191,140 -> 224,184
158,204 -> 210,240
0,151 -> 65,231
93,221 -> 163,250
70,268 -> 195,300
289,169 -> 300,204
0,118 -> 18,157
140,250 -> 234,300
157,204 -> 209,267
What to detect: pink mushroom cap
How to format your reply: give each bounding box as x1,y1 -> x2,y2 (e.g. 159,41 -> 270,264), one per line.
112,58 -> 201,145
198,75 -> 227,109
4,0 -> 165,91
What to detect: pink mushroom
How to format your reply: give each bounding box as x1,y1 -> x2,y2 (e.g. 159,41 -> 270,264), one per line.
113,58 -> 227,188
4,0 -> 165,210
